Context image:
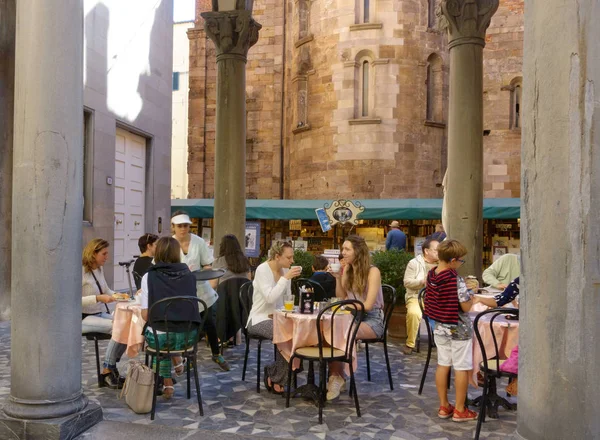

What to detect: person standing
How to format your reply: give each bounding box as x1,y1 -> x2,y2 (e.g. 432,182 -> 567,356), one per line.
385,221 -> 407,251
402,238 -> 440,355
171,211 -> 230,371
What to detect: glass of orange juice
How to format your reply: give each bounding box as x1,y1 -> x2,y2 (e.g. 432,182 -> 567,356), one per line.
284,295 -> 295,311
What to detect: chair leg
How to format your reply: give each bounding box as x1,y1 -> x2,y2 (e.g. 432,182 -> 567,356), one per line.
256,340 -> 262,393
383,340 -> 393,391
475,373 -> 490,440
151,356 -> 160,421
187,355 -> 191,399
418,342 -> 433,395
416,330 -> 421,353
365,343 -> 371,382
285,355 -> 294,408
144,353 -> 149,367
242,337 -> 250,381
93,337 -> 102,388
349,363 -> 361,418
191,356 -> 204,417
318,361 -> 326,424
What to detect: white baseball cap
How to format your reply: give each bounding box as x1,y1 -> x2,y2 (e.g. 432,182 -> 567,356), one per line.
171,214 -> 192,225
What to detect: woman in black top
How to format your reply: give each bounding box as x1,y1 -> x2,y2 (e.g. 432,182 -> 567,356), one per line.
133,233 -> 159,290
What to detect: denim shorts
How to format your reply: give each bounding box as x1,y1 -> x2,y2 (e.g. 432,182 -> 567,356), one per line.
362,308 -> 385,339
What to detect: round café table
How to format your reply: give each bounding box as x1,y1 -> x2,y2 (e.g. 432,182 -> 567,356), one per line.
193,268 -> 225,281
111,299 -> 146,358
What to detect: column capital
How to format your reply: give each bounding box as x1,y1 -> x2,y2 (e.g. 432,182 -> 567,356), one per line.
439,0 -> 499,49
201,10 -> 262,62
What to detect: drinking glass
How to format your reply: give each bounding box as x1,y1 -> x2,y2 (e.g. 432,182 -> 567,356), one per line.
284,295 -> 295,311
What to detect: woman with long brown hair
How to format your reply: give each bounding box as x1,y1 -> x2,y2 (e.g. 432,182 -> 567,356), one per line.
327,235 -> 384,400
212,234 -> 251,282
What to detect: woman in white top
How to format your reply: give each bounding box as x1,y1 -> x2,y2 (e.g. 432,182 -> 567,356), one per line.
81,238 -> 126,389
171,211 -> 230,371
248,242 -> 302,393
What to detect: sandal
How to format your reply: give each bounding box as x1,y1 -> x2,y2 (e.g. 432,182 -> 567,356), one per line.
438,403 -> 456,419
173,359 -> 186,377
263,367 -> 284,395
162,385 -> 174,400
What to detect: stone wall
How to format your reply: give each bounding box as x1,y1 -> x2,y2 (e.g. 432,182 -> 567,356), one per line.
483,0 -> 524,198
189,0 -> 523,201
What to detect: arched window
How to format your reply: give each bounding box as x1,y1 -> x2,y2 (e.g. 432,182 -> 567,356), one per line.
426,53 -> 443,122
355,52 -> 375,118
428,0 -> 436,28
362,61 -> 370,117
510,77 -> 522,129
356,0 -> 372,24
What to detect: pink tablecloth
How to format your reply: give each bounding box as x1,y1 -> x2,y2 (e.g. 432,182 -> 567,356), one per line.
111,302 -> 146,358
470,312 -> 519,386
272,310 -> 356,371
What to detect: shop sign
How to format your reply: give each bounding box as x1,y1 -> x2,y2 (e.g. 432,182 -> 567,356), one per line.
324,199 -> 365,226
289,219 -> 302,230
496,223 -> 513,231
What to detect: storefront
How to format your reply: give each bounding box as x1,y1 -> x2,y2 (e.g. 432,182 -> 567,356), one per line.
171,198 -> 520,267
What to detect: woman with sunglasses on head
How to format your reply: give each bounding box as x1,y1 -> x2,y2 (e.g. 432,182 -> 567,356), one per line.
133,233 -> 159,290
81,238 -> 127,389
171,211 -> 230,371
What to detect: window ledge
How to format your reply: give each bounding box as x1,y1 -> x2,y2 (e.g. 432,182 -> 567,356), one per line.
349,23 -> 383,31
293,124 -> 311,134
294,34 -> 314,48
424,120 -> 446,128
349,118 -> 382,125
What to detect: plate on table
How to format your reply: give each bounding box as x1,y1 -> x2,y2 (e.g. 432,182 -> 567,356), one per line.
116,298 -> 135,302
474,292 -> 498,299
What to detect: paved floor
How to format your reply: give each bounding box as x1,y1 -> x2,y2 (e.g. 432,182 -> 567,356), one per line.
0,321 -> 517,439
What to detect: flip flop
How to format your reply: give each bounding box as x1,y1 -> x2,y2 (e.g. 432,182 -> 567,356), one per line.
162,385 -> 174,400
173,359 -> 186,377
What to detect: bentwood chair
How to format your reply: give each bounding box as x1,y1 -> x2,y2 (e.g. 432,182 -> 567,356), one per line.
362,284 -> 396,390
417,288 -> 451,395
145,296 -> 207,420
473,308 -> 519,440
83,332 -> 113,387
239,281 -> 273,393
285,299 -> 365,424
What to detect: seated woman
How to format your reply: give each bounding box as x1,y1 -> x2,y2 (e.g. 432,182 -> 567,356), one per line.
133,233 -> 159,290
247,241 -> 302,393
81,238 -> 128,388
140,237 -> 202,399
327,235 -> 385,400
212,234 -> 251,283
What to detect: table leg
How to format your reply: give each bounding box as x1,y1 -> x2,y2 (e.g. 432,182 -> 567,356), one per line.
289,360 -> 321,406
469,377 -> 517,419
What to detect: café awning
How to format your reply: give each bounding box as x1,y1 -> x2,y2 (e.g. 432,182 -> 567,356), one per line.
171,198 -> 520,220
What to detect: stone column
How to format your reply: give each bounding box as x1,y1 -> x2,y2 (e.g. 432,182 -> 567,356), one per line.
440,0 -> 498,277
201,9 -> 261,251
0,0 -> 101,436
0,0 -> 15,321
517,0 -> 600,438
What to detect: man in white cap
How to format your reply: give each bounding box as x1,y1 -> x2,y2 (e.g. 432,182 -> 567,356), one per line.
386,220 -> 407,251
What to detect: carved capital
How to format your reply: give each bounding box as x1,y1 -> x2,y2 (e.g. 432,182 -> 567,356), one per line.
438,0 -> 499,49
201,10 -> 262,61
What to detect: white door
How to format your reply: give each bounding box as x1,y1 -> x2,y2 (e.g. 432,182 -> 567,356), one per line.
114,128 -> 146,291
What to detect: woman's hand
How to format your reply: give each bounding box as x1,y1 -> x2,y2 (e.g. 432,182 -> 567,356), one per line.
96,294 -> 115,304
327,267 -> 342,279
284,266 -> 302,280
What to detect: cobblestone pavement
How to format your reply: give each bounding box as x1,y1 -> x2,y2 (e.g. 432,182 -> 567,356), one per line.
0,321 -> 517,439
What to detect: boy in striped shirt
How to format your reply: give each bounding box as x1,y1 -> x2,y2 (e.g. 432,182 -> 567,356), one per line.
424,239 -> 477,422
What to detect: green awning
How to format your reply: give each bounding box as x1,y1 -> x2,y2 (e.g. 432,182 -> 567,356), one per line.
171,198 -> 520,220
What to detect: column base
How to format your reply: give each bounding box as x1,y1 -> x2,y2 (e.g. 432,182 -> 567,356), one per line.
0,403 -> 102,440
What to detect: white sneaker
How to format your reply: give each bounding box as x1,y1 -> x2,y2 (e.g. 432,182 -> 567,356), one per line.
326,375 -> 346,401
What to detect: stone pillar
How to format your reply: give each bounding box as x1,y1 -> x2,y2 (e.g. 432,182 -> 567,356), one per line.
0,0 -> 101,437
0,0 -> 15,321
517,0 -> 600,438
201,9 -> 261,251
440,0 -> 498,277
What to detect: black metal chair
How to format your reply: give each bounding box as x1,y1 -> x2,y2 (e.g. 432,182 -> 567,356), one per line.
215,277 -> 247,353
84,332 -> 112,387
293,278 -> 328,302
285,299 -> 365,424
473,308 -> 519,440
417,288 -> 433,395
361,284 -> 396,390
239,281 -> 272,393
145,296 -> 207,420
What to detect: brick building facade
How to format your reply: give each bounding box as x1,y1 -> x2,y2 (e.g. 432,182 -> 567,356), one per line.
187,0 -> 523,200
